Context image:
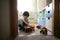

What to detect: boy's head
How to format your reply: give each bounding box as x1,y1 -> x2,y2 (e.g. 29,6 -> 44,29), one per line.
23,11 -> 29,18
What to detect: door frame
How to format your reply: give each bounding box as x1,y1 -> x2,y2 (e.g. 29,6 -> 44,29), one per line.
52,0 -> 60,38
10,0 -> 18,38
10,0 -> 60,38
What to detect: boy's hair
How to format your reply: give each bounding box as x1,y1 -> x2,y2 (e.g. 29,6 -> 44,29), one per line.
23,11 -> 29,17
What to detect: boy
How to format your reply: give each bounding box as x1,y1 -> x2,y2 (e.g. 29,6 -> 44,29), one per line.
18,11 -> 31,30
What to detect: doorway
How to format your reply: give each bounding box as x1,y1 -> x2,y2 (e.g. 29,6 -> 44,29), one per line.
17,0 -> 53,37
10,0 -> 60,38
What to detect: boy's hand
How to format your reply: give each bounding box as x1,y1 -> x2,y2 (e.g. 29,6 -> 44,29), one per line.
28,24 -> 32,27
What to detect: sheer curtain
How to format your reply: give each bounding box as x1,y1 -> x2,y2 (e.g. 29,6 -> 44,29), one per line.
17,0 -> 35,12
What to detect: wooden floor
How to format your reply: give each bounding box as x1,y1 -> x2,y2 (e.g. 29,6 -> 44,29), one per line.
15,34 -> 60,40
14,29 -> 60,40
7,29 -> 60,40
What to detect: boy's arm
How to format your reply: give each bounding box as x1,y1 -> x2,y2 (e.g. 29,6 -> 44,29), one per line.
22,19 -> 31,27
23,19 -> 29,25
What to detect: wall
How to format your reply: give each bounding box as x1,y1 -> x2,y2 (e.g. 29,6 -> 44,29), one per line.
37,0 -> 52,11
0,0 -> 10,40
37,0 -> 46,11
46,0 -> 52,5
45,3 -> 53,35
17,0 -> 37,12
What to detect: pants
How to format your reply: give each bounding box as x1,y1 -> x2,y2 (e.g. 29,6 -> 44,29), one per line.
19,24 -> 23,30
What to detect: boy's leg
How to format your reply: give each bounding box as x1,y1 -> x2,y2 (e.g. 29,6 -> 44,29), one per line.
19,24 -> 23,30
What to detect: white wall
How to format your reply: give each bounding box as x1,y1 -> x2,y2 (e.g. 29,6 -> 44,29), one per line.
37,0 -> 52,11
17,0 -> 37,12
37,0 -> 46,11
45,3 -> 53,35
46,0 -> 52,5
0,0 -> 10,40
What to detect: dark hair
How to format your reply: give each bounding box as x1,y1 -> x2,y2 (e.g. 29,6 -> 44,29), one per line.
23,11 -> 29,17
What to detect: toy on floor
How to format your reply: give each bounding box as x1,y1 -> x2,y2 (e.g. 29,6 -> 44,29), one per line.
36,25 -> 41,29
40,27 -> 47,35
31,24 -> 35,31
24,26 -> 32,33
36,26 -> 47,35
24,23 -> 35,33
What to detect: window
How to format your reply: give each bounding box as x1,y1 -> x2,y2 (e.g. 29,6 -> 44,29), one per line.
17,0 -> 35,12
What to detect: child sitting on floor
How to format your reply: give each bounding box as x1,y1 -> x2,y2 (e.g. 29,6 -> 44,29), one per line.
18,11 -> 31,31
